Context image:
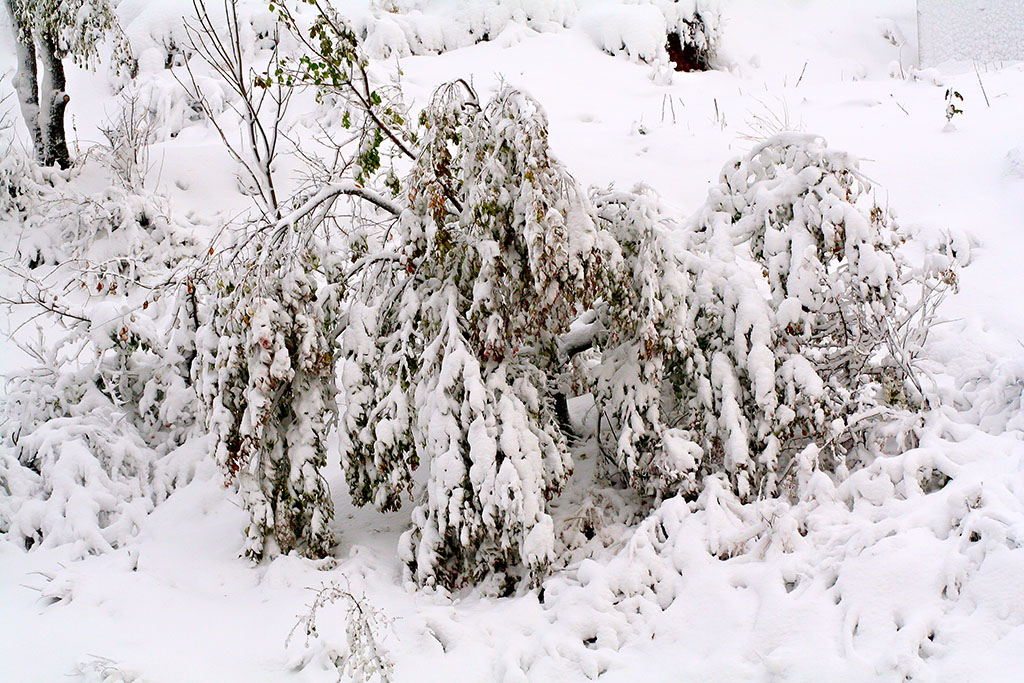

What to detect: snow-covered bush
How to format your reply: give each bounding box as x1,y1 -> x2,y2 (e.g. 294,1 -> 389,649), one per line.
0,146 -> 48,218
97,91 -> 154,190
16,183 -> 190,268
0,300 -> 200,554
577,0 -> 720,72
184,0 -> 410,561
704,133 -> 938,481
588,134 -> 946,502
0,129 -> 196,268
0,142 -> 205,553
661,0 -> 720,72
584,185 -> 698,496
197,242 -> 347,560
341,84 -> 614,590
287,580 -> 395,683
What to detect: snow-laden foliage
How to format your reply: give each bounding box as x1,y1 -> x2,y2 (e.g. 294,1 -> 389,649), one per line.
662,0 -> 720,71
588,134 -> 951,502
18,184 -> 193,269
584,186 -> 699,496
341,84 -> 614,590
533,387 -> 1024,680
0,0 -> 956,601
697,133 -> 945,492
268,0 -> 414,189
286,580 -> 395,683
0,143 -> 205,554
35,0 -> 120,64
579,0 -> 720,72
0,141 -> 201,267
0,148 -> 48,218
0,298 -> 201,554
197,239 -> 347,560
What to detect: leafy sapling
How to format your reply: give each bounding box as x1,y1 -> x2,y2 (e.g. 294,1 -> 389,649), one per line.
341,83 -> 615,591
944,88 -> 964,130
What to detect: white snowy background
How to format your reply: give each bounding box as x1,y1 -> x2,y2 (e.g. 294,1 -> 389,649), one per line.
2,0 -> 1024,680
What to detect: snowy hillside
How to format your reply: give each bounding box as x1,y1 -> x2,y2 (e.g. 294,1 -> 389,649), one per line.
2,1 -> 1023,681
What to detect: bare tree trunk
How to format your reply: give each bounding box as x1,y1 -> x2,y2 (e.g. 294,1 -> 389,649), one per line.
38,32 -> 71,169
3,0 -> 44,161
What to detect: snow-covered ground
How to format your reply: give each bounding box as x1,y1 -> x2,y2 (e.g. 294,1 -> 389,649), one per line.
2,1 -> 1024,680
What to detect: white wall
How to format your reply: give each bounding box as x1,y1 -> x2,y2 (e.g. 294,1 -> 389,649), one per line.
918,0 -> 1024,65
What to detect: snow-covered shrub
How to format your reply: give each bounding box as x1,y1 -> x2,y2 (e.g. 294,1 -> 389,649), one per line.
185,0 -> 408,561
97,90 -> 154,190
0,141 -> 206,554
584,186 -> 698,496
663,2 -> 719,72
341,84 -> 614,590
197,242 -> 346,560
0,300 -> 200,554
287,580 -> 395,683
588,134 -> 943,502
707,133 -> 934,473
537,382 -> 1024,679
14,180 -> 194,269
0,146 -> 48,218
0,134 -> 193,268
577,0 -> 720,72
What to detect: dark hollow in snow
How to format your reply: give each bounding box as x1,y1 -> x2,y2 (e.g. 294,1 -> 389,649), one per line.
666,31 -> 708,71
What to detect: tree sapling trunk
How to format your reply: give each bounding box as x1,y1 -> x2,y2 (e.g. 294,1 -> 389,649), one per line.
3,0 -> 44,161
39,32 -> 71,169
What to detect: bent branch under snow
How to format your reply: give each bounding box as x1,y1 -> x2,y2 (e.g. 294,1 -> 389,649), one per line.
274,182 -> 403,231
559,308 -> 602,359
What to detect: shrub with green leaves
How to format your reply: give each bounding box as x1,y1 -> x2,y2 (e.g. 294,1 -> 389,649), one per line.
587,134 -> 945,502
197,242 -> 346,560
341,84 -> 614,590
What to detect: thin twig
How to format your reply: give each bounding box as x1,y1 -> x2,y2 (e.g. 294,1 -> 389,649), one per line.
974,61 -> 991,108
795,61 -> 808,87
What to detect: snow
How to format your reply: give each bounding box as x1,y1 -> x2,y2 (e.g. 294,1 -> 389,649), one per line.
2,0 -> 1024,681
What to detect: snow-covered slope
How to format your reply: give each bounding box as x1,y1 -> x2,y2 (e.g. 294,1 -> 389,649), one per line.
2,1 -> 1023,681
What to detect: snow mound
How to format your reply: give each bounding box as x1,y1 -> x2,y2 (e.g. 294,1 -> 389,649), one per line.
1004,146 -> 1024,180
536,379 -> 1024,679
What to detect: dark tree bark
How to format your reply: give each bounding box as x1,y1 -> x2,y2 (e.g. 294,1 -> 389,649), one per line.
38,32 -> 71,169
3,0 -> 44,161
